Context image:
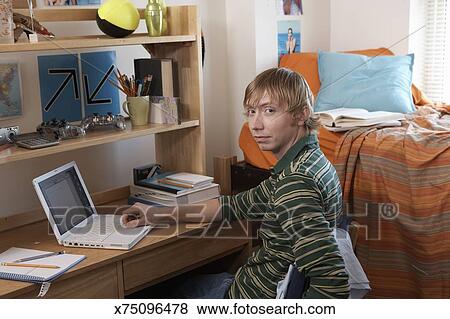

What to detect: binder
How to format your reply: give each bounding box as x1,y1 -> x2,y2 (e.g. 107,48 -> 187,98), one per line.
0,247 -> 85,284
134,58 -> 179,97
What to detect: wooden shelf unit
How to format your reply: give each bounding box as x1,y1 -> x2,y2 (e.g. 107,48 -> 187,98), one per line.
0,120 -> 200,165
0,6 -> 231,299
0,5 -> 206,173
0,34 -> 196,53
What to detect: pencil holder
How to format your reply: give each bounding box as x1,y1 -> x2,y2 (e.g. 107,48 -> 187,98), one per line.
123,96 -> 150,126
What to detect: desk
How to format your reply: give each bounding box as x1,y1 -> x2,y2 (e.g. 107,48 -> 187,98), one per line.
0,200 -> 251,298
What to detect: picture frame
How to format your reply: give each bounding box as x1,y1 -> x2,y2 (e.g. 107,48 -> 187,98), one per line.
276,0 -> 303,16
277,19 -> 301,59
0,62 -> 23,120
36,0 -> 101,7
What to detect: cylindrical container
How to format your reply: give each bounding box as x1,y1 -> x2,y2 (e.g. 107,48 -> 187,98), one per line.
122,96 -> 150,127
0,0 -> 14,44
144,0 -> 163,37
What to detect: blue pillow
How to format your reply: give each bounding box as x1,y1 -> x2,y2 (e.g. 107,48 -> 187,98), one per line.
314,51 -> 415,113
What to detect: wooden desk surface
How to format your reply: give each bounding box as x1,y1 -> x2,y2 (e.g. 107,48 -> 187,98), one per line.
0,217 -> 250,298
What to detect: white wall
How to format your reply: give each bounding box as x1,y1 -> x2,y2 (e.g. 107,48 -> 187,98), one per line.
225,0 -> 257,161
330,0 -> 411,55
199,0 -> 231,172
228,0 -> 332,159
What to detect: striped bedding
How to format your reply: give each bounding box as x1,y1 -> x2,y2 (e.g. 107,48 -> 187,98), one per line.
331,106 -> 450,298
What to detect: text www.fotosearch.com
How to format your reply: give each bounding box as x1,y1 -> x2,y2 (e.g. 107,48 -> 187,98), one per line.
197,303 -> 335,315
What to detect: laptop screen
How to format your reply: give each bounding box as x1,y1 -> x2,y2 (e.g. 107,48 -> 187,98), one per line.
37,166 -> 94,235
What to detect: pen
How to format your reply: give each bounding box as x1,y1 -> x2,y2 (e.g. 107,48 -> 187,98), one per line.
13,250 -> 66,263
0,262 -> 60,269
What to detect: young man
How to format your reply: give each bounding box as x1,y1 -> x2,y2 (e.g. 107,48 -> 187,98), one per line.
121,68 -> 350,299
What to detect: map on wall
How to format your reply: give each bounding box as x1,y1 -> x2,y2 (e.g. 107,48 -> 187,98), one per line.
0,63 -> 22,119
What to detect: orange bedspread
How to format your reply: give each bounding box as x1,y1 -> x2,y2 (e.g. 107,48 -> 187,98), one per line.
332,107 -> 450,298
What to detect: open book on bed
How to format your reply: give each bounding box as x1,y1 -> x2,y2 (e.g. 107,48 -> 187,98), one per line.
316,108 -> 405,131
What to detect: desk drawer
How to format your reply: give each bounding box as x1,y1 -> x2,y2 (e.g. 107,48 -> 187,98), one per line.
16,263 -> 120,299
123,237 -> 247,292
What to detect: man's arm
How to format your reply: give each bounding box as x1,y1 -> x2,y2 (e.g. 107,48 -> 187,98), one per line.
122,176 -> 274,227
276,173 -> 350,299
121,199 -> 221,228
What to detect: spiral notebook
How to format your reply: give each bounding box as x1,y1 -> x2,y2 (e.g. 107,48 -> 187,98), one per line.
0,247 -> 85,283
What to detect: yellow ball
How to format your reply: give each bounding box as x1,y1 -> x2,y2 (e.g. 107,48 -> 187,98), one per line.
96,0 -> 140,38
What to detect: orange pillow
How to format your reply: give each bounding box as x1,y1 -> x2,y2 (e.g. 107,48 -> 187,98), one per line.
412,83 -> 432,106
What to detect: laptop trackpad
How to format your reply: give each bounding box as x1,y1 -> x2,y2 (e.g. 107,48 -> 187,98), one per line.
103,226 -> 148,243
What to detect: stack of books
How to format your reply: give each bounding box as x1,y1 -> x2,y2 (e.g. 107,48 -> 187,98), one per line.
129,171 -> 220,206
316,108 -> 405,132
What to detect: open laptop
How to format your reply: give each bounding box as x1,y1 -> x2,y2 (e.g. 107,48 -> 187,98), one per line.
32,161 -> 151,250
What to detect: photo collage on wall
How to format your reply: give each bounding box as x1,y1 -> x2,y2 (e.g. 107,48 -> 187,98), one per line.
276,0 -> 302,61
39,0 -> 101,6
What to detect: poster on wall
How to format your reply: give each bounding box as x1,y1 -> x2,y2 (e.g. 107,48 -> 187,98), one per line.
277,19 -> 301,59
0,62 -> 23,119
38,54 -> 82,122
80,51 -> 120,117
38,51 -> 119,122
277,0 -> 303,15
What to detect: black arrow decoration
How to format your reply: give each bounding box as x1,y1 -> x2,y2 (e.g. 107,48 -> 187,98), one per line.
84,65 -> 115,105
44,69 -> 79,112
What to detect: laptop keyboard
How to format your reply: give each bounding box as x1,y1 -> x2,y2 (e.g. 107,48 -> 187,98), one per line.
67,217 -> 116,243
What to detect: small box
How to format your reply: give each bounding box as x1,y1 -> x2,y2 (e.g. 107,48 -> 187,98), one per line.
150,96 -> 181,124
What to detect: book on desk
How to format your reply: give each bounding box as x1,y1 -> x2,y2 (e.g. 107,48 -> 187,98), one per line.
130,170 -> 219,206
134,58 -> 179,97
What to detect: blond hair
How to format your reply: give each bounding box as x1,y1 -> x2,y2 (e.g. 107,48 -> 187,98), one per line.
243,67 -> 320,134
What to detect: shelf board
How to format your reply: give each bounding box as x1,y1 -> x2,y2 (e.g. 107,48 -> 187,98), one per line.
0,34 -> 196,53
0,119 -> 199,165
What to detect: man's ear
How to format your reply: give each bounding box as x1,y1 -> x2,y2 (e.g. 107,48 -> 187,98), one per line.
294,109 -> 309,126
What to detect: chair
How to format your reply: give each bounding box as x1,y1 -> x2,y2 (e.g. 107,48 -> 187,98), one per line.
276,226 -> 370,299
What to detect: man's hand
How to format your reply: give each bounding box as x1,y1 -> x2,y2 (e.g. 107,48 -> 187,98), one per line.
120,198 -> 221,228
120,203 -> 150,228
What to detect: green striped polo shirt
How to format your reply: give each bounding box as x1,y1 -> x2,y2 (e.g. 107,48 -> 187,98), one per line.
220,134 -> 350,299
